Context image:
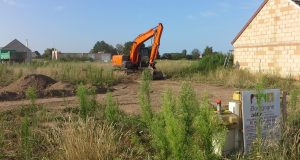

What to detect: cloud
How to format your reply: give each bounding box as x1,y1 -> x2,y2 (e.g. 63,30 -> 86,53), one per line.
2,0 -> 16,6
54,5 -> 64,12
199,11 -> 217,17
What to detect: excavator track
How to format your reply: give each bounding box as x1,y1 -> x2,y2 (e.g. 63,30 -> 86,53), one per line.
123,69 -> 164,81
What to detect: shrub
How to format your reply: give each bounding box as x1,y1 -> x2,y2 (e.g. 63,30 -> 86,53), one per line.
191,53 -> 227,73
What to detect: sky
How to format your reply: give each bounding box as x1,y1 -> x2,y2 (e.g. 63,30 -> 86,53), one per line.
0,0 -> 262,54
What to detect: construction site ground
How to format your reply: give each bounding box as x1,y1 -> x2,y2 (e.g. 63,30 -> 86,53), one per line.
0,79 -> 235,115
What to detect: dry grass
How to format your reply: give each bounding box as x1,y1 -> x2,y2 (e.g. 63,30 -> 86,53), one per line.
55,119 -> 127,160
0,61 -> 126,87
156,60 -> 294,90
156,60 -> 193,78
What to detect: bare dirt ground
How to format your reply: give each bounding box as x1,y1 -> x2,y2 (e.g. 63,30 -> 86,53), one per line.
0,80 -> 235,115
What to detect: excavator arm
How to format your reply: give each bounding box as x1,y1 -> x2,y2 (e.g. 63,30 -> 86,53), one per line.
130,23 -> 163,68
149,23 -> 163,67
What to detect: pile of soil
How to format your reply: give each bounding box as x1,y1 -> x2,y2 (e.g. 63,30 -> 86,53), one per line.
44,81 -> 75,97
5,74 -> 57,92
0,74 -> 57,101
0,74 -> 76,101
0,74 -> 111,101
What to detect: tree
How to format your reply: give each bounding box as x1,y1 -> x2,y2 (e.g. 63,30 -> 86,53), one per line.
92,41 -> 116,53
34,51 -> 41,58
42,48 -> 54,60
202,46 -> 213,57
123,41 -> 133,56
182,49 -> 187,56
161,53 -> 172,59
191,48 -> 200,59
115,44 -> 124,54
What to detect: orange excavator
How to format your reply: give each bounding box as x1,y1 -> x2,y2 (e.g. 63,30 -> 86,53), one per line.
112,23 -> 164,79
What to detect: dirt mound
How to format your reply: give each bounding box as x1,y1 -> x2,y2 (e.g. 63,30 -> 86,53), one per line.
45,82 -> 75,97
0,74 -> 111,101
0,74 -> 57,100
3,74 -> 57,93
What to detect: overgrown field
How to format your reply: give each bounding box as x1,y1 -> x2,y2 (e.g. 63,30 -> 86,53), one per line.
156,59 -> 295,91
0,59 -> 296,91
0,61 -> 124,87
0,59 -> 299,159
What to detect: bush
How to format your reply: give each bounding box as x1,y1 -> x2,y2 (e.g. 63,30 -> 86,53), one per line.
191,54 -> 227,73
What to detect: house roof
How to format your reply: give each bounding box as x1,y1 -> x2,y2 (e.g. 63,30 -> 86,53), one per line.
2,39 -> 31,53
293,0 -> 300,6
231,0 -> 300,45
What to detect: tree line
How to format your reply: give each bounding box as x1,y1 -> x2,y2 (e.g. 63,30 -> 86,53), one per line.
91,40 -> 231,60
41,40 -> 230,61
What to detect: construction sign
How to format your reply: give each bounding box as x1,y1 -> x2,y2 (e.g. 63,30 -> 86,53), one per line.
242,89 -> 281,153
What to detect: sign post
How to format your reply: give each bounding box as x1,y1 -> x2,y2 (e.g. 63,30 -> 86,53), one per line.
242,89 -> 281,153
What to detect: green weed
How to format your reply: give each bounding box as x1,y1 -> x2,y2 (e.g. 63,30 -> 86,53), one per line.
76,85 -> 97,121
20,114 -> 32,160
138,73 -> 227,159
139,69 -> 153,125
105,93 -> 120,123
25,87 -> 37,107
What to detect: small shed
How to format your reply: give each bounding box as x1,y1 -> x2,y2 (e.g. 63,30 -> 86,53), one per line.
232,0 -> 300,78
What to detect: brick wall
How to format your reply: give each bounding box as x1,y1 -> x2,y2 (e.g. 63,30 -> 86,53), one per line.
233,0 -> 300,78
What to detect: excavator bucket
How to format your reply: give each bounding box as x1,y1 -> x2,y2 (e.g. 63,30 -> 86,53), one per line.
152,70 -> 164,80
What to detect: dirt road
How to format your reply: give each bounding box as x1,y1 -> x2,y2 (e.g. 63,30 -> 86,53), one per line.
0,80 -> 235,115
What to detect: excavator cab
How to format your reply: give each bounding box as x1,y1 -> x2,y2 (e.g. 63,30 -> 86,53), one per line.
112,46 -> 153,69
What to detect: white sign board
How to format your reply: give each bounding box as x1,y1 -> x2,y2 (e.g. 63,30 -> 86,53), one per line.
242,89 -> 281,153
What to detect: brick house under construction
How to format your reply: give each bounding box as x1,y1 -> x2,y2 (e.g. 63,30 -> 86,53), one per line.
232,0 -> 300,78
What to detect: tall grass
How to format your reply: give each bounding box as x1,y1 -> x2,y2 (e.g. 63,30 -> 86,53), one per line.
157,59 -> 294,91
56,119 -> 126,160
0,61 -> 124,87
